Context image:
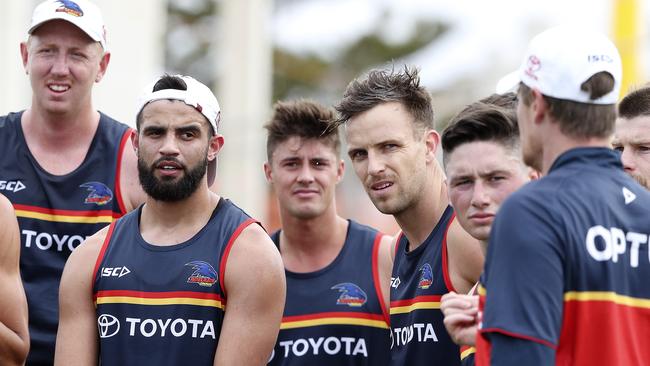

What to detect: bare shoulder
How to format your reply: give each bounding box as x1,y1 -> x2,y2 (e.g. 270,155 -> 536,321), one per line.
66,225 -> 112,274
0,193 -> 14,219
228,223 -> 283,268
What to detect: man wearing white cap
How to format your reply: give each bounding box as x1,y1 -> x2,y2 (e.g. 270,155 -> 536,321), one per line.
476,26 -> 650,365
0,1 -> 144,364
54,74 -> 286,366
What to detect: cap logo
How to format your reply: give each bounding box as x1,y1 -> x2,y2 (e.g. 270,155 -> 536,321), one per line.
587,54 -> 614,63
524,55 -> 541,81
55,0 -> 84,17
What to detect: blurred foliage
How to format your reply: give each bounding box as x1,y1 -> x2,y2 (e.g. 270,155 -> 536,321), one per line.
166,0 -> 217,87
273,20 -> 448,102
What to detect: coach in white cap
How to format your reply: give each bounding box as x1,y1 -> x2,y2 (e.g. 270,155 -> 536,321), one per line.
475,26 -> 650,365
0,1 -> 146,364
55,74 -> 286,366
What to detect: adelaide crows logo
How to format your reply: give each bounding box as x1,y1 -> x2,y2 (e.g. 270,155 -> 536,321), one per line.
55,0 -> 84,17
418,263 -> 433,289
331,283 -> 367,307
80,182 -> 113,206
185,261 -> 218,287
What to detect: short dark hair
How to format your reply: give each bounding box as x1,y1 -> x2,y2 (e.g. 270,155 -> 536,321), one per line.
135,74 -> 214,136
518,71 -> 616,139
442,93 -> 519,166
264,99 -> 339,161
334,65 -> 434,134
618,84 -> 650,119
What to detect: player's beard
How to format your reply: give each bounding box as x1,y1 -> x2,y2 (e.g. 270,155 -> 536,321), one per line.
138,155 -> 208,202
629,172 -> 650,190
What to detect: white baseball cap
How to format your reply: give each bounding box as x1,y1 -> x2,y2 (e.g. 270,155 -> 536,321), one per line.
136,75 -> 222,186
496,26 -> 622,105
28,0 -> 108,50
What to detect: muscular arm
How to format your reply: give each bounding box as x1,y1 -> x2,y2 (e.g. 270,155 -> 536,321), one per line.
54,227 -> 109,366
0,195 -> 29,365
214,224 -> 286,365
447,220 -> 484,294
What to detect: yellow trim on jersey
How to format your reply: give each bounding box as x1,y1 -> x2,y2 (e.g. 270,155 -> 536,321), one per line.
95,296 -> 224,309
461,347 -> 476,360
564,291 -> 650,309
15,210 -> 114,224
390,301 -> 441,315
281,317 -> 389,330
477,285 -> 486,296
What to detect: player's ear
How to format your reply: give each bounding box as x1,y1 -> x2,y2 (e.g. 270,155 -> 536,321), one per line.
263,161 -> 273,183
208,134 -> 224,163
95,51 -> 111,83
20,42 -> 29,71
424,129 -> 440,163
336,159 -> 345,183
131,129 -> 139,152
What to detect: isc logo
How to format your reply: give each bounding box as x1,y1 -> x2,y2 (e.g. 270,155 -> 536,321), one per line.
0,180 -> 26,193
101,266 -> 131,278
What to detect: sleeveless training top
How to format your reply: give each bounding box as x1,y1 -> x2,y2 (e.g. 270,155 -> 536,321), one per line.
390,205 -> 462,365
268,220 -> 390,366
93,198 -> 256,366
0,111 -> 131,365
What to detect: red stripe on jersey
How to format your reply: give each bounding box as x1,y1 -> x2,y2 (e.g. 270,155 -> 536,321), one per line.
218,218 -> 257,301
92,222 -> 116,289
13,203 -> 118,217
442,212 -> 457,293
283,311 -> 385,323
113,128 -> 133,216
390,295 -> 443,307
94,290 -> 222,301
557,297 -> 650,365
371,232 -> 390,325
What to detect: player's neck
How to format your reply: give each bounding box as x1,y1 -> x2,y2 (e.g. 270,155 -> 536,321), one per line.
395,167 -> 449,250
21,107 -> 101,175
540,128 -> 610,174
279,210 -> 348,273
140,186 -> 220,246
25,103 -> 99,138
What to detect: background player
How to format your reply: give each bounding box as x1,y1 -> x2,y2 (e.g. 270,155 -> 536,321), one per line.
0,194 -> 30,365
263,99 -> 393,365
613,84 -> 650,189
0,1 -> 145,363
476,26 -> 650,365
54,75 -> 285,365
438,93 -> 538,364
335,66 -> 484,365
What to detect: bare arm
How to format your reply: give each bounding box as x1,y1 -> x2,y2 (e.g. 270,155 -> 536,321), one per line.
447,220 -> 484,294
214,224 -> 286,365
120,130 -> 147,212
54,227 -> 108,366
0,195 -> 29,365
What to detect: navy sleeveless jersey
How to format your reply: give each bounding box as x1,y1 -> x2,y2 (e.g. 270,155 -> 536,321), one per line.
268,220 -> 390,366
93,198 -> 256,366
390,205 -> 464,365
477,148 -> 650,365
0,111 -> 131,365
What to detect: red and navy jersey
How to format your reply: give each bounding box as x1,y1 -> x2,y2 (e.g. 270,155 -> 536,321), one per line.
390,205 -> 465,365
477,148 -> 650,366
0,111 -> 131,365
268,220 -> 390,366
93,198 -> 256,366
